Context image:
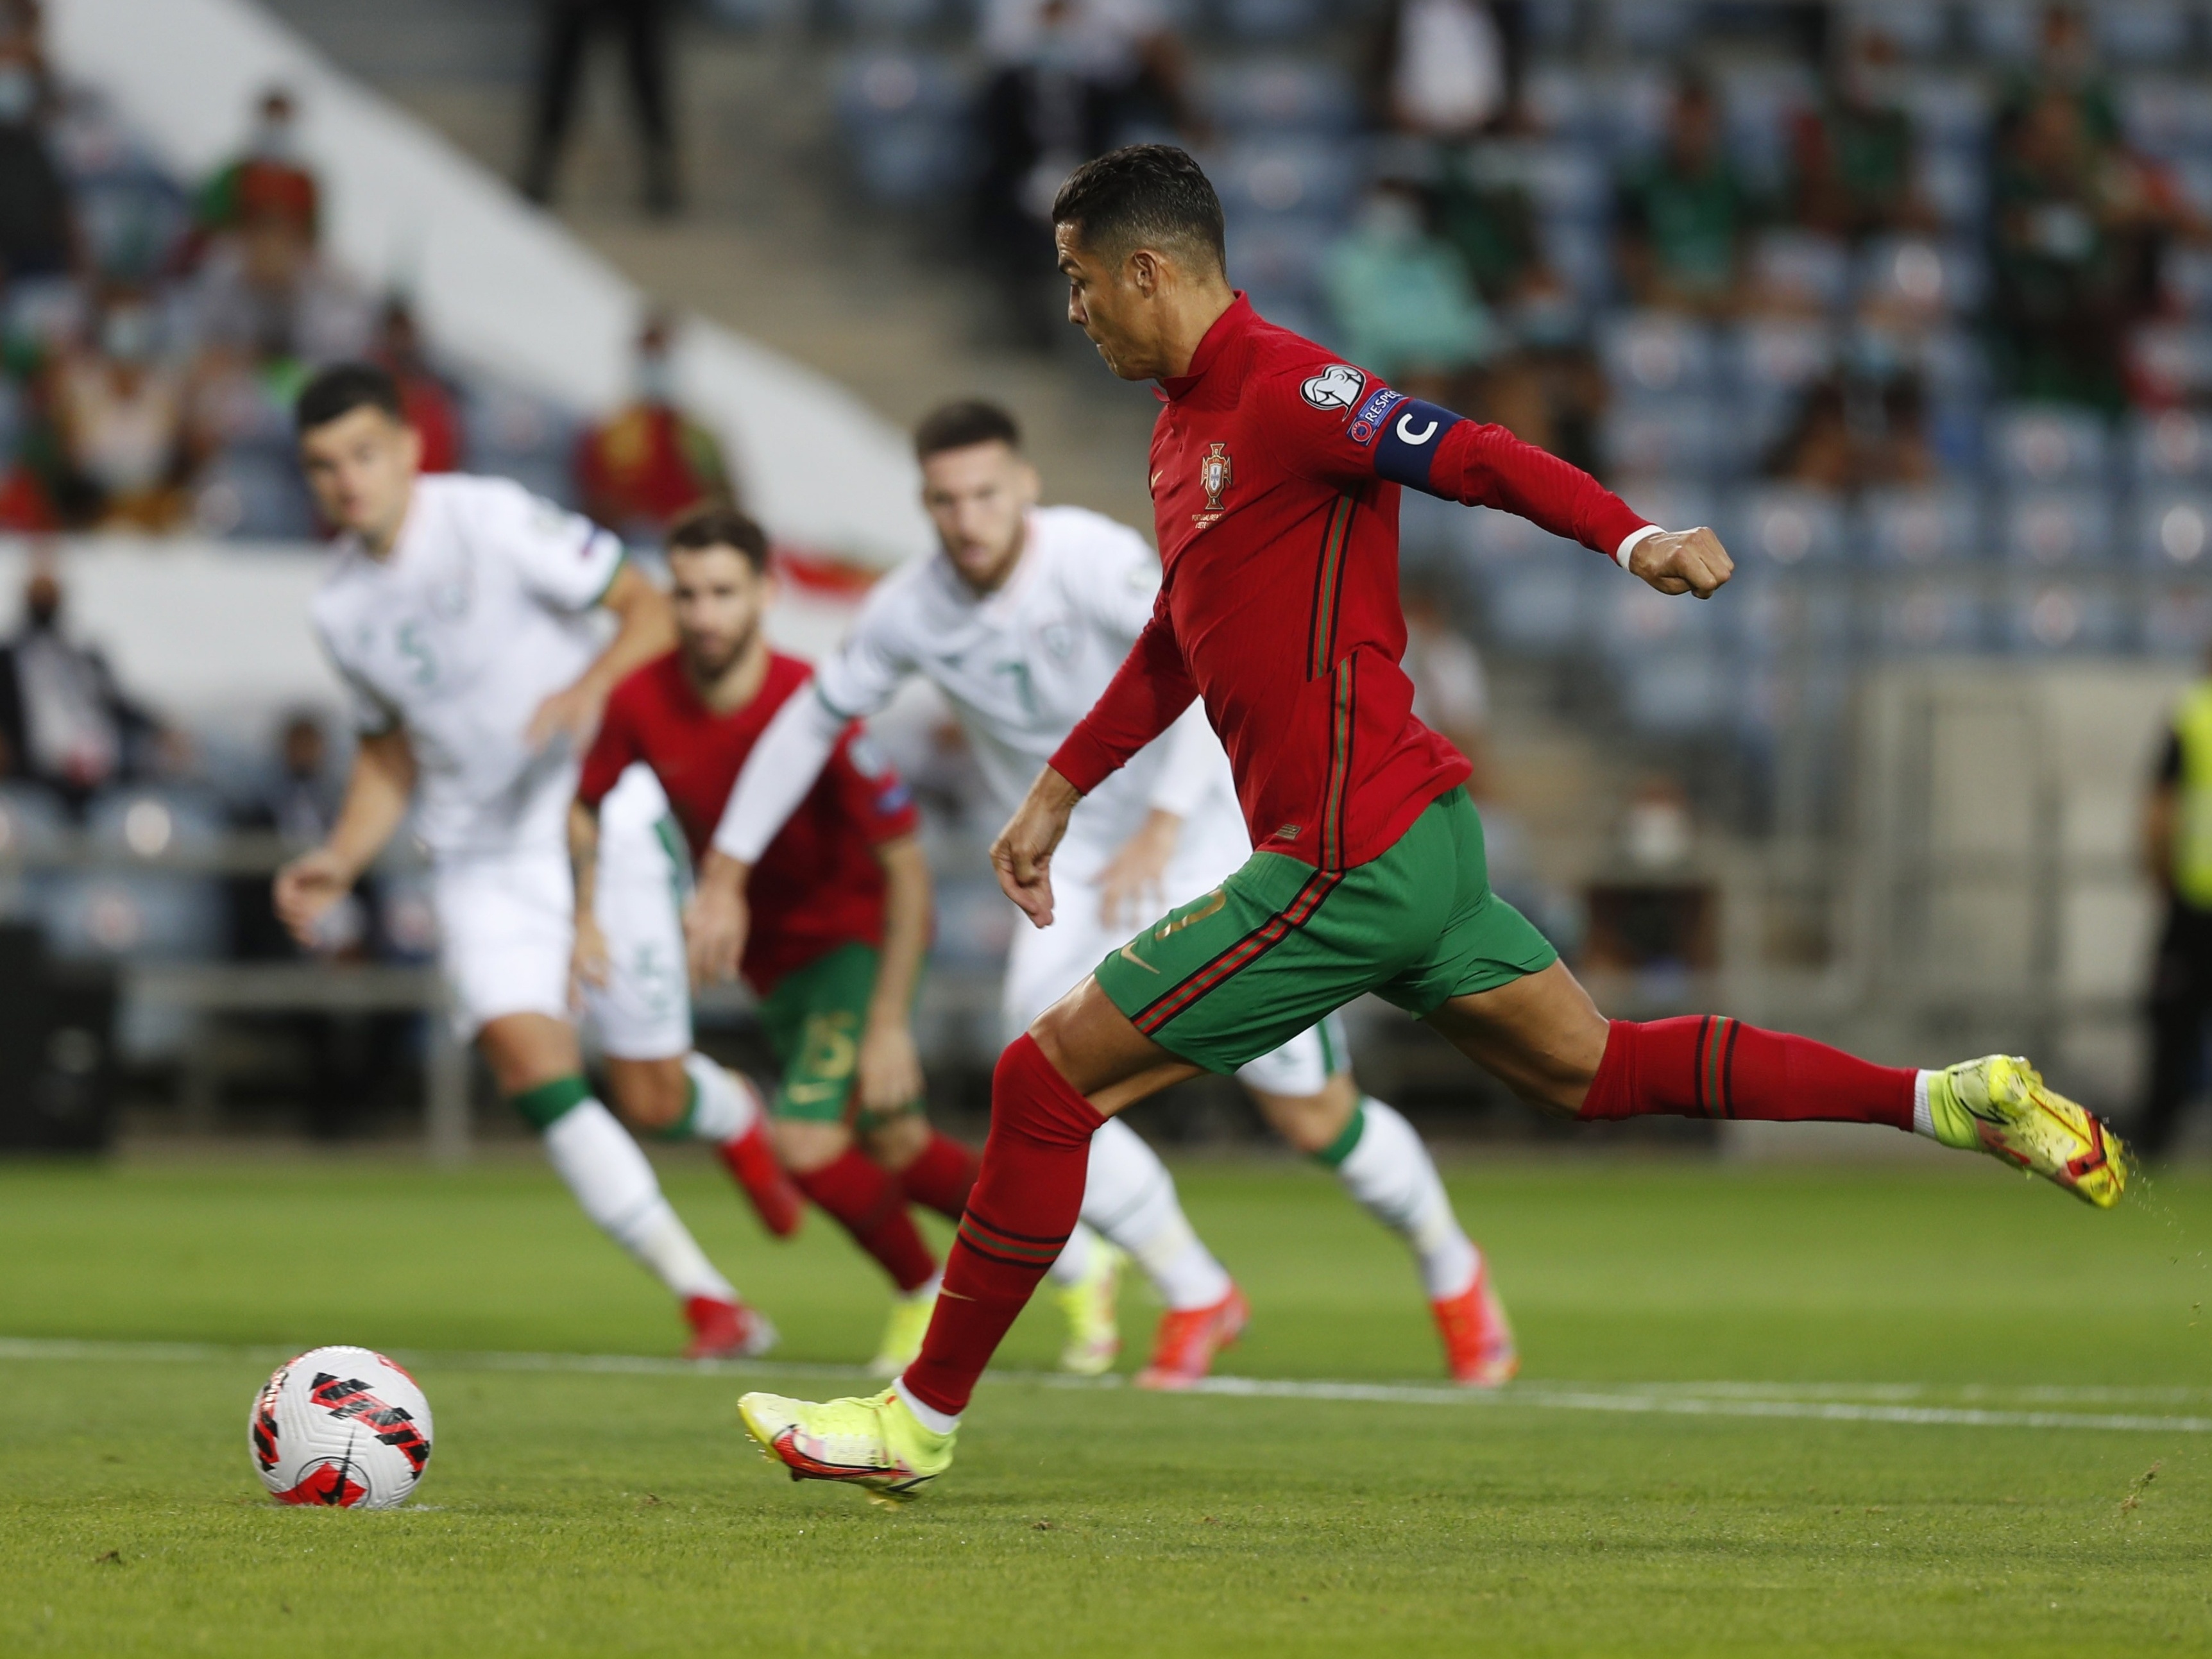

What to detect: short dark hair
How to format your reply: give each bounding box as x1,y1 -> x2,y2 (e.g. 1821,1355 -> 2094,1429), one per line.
913,399 -> 1021,462
666,500 -> 769,572
294,362 -> 404,433
1050,144 -> 1225,273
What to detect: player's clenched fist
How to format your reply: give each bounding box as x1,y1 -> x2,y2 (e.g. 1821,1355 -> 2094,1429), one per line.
685,853 -> 752,987
1628,526 -> 1733,600
992,766 -> 1082,928
273,847 -> 355,948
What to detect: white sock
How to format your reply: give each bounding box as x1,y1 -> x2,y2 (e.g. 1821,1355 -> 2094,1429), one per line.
543,1098 -> 736,1304
892,1375 -> 960,1436
1912,1071 -> 1935,1139
1332,1097 -> 1479,1300
1082,1117 -> 1232,1311
681,1051 -> 759,1143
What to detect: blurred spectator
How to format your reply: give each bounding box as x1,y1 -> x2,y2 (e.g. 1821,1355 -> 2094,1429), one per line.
1762,371 -> 1934,490
0,559 -> 173,807
1477,268 -> 1606,473
980,0 -> 1195,138
1322,180 -> 1497,405
1434,151 -> 1541,306
1364,0 -> 1520,141
522,0 -> 679,216
1996,4 -> 2118,152
0,36 -> 72,281
189,176 -> 371,373
1789,29 -> 1933,243
1401,577 -> 1494,801
1616,75 -> 1760,316
47,284 -> 193,530
1988,86 -> 2165,411
370,297 -> 462,475
194,88 -> 319,254
574,312 -> 733,542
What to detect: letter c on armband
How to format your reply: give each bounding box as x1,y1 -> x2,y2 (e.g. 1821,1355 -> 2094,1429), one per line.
1373,400 -> 1465,493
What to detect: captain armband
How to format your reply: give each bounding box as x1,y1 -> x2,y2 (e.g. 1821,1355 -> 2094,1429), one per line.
1371,400 -> 1468,495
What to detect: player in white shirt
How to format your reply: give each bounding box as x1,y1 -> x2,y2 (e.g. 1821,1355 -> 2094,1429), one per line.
271,363 -> 783,1360
699,400 -> 1515,1388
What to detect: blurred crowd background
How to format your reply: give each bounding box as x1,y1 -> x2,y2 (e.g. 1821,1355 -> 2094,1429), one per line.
0,0 -> 2207,1159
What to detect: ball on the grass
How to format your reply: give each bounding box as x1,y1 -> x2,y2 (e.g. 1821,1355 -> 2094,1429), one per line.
249,1345 -> 433,1509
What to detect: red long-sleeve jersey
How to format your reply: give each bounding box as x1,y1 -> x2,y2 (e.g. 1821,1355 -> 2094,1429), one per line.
1049,294 -> 1649,873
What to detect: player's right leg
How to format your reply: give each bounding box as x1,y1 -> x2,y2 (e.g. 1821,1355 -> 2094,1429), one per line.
1001,874 -> 1236,1377
757,943 -> 945,1370
436,849 -> 770,1359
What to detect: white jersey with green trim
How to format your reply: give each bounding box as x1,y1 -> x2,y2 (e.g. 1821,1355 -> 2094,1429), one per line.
811,504 -> 1238,856
311,472 -> 624,858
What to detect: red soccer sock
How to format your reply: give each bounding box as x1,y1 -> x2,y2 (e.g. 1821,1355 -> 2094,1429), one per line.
792,1146 -> 938,1293
896,1129 -> 980,1223
1579,1016 -> 1915,1130
902,1035 -> 1103,1417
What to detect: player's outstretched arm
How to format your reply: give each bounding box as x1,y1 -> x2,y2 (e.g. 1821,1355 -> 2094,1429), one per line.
566,799 -> 611,1003
857,833 -> 931,1115
527,563 -> 676,753
273,727 -> 415,947
1626,525 -> 1733,599
992,765 -> 1082,928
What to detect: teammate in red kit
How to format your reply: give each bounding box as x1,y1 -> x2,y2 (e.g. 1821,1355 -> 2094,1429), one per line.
736,146 -> 2127,1501
573,503 -> 981,1375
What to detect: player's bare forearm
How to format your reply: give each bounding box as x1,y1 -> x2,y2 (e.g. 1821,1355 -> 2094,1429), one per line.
1097,808 -> 1182,929
1626,527 -> 1733,599
567,799 -> 601,924
866,835 -> 932,1037
273,729 -> 413,942
531,565 -> 676,749
992,766 -> 1081,927
685,849 -> 752,986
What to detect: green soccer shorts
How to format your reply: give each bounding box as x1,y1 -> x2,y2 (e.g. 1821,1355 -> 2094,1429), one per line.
755,942 -> 921,1127
1093,787 -> 1558,1075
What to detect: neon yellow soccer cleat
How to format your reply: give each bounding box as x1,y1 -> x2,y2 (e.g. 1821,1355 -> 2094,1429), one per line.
1056,1241 -> 1126,1375
738,1387 -> 955,1505
1925,1055 -> 2129,1208
868,1282 -> 939,1377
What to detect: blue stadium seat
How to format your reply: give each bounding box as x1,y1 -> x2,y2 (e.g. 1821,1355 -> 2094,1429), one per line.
1594,64 -> 1675,159
1746,233 -> 1852,316
2000,488 -> 2116,568
2129,408 -> 2212,482
1719,64 -> 1819,196
1465,140 -> 1613,225
194,451 -> 318,541
1989,404 -> 2111,485
2132,323 -> 2212,404
1999,578 -> 2127,653
1536,219 -> 1613,307
1218,139 -> 1359,221
0,781 -> 69,859
2133,490 -> 2212,570
1598,573 -> 1721,658
1860,484 -> 1984,567
2160,245 -> 2212,318
1225,215 -> 1329,306
1461,504 -> 1583,572
1727,486 -> 1850,570
1965,0 -> 2041,61
1600,312 -> 1716,396
2120,75 -> 2212,159
1841,0 -> 1952,58
1893,71 -> 1995,148
1606,0 -> 1698,56
1522,64 -> 1602,143
2096,3 -> 2196,66
1616,650 -> 1727,735
1873,577 -> 1987,654
1482,562 -> 1595,653
1724,314 -> 1839,396
2143,580 -> 2212,658
1205,59 -> 1357,136
1855,235 -> 1984,317
1216,0 -> 1329,44
74,164 -> 189,283
835,53 -> 973,205
1600,398 -> 1735,481
1723,568 -> 1856,660
44,787 -> 228,964
830,0 -> 944,31
1915,144 -> 1989,232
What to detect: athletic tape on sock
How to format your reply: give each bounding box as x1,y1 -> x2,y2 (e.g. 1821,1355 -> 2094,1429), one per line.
510,1074 -> 591,1132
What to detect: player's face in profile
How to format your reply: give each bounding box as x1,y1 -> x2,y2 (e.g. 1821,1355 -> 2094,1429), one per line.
670,545 -> 768,681
1055,225 -> 1148,380
297,406 -> 421,545
921,440 -> 1038,592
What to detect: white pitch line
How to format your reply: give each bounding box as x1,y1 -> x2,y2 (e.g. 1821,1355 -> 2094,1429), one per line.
2,1337 -> 2206,1436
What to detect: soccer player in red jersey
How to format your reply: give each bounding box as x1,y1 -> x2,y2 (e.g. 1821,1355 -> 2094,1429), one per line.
736,146 -> 2129,1501
573,504 -> 982,1374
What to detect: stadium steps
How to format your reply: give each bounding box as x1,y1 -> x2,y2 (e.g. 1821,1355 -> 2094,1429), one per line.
259,0 -> 1159,535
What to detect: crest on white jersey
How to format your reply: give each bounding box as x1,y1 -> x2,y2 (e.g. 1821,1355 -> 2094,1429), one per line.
1300,364 -> 1368,411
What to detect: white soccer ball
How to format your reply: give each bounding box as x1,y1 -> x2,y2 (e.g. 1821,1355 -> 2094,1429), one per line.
249,1345 -> 434,1509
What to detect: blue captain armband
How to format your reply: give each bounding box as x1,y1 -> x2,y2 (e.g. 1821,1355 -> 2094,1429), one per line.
1372,400 -> 1467,494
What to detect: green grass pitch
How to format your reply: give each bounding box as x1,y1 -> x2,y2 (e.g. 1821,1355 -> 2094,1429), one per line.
1,1150 -> 2209,1656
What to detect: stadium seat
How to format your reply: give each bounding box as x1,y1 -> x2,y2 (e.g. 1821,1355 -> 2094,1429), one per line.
1989,404 -> 2112,485
1727,486 -> 1850,569
1746,232 -> 1853,316
2120,74 -> 2212,159
1964,0 -> 2042,61
1463,139 -> 1612,225
1598,573 -> 1721,658
1592,64 -> 1676,159
1600,398 -> 1737,482
2132,491 -> 2212,570
1999,578 -> 2127,653
2160,245 -> 2212,318
1459,503 -> 1583,572
834,53 -> 973,205
1606,0 -> 1698,56
1599,312 -> 1717,396
1481,562 -> 1595,654
830,0 -> 945,32
43,787 -> 228,965
1855,235 -> 1984,318
1225,216 -> 1330,307
1536,219 -> 1613,307
2130,323 -> 2212,405
1218,139 -> 1359,221
1872,577 -> 1987,654
0,781 -> 66,925
1205,59 -> 1357,137
2129,408 -> 2212,482
1841,0 -> 1952,58
1615,649 -> 1727,735
192,452 -> 318,541
2095,3 -> 2196,66
2143,581 -> 2212,658
1914,144 -> 1989,232
1724,315 -> 1839,398
1724,568 -> 1857,660
1216,0 -> 1329,44
1999,488 -> 2116,568
72,163 -> 189,284
1522,64 -> 1601,142
1718,63 -> 1819,195
1860,484 -> 1984,567
1892,71 -> 1995,149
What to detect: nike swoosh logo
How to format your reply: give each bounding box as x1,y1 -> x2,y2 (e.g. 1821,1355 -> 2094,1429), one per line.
1150,470 -> 1164,488
1154,889 -> 1226,939
1118,940 -> 1160,974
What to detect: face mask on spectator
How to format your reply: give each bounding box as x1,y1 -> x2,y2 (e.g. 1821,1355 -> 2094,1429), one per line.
1357,194 -> 1425,250
101,305 -> 158,366
636,352 -> 676,405
0,65 -> 38,125
252,113 -> 297,162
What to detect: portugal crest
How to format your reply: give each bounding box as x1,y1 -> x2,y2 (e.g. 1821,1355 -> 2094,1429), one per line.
1200,442 -> 1232,512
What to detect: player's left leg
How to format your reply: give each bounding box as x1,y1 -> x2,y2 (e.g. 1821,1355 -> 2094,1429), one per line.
1238,1018 -> 1513,1386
